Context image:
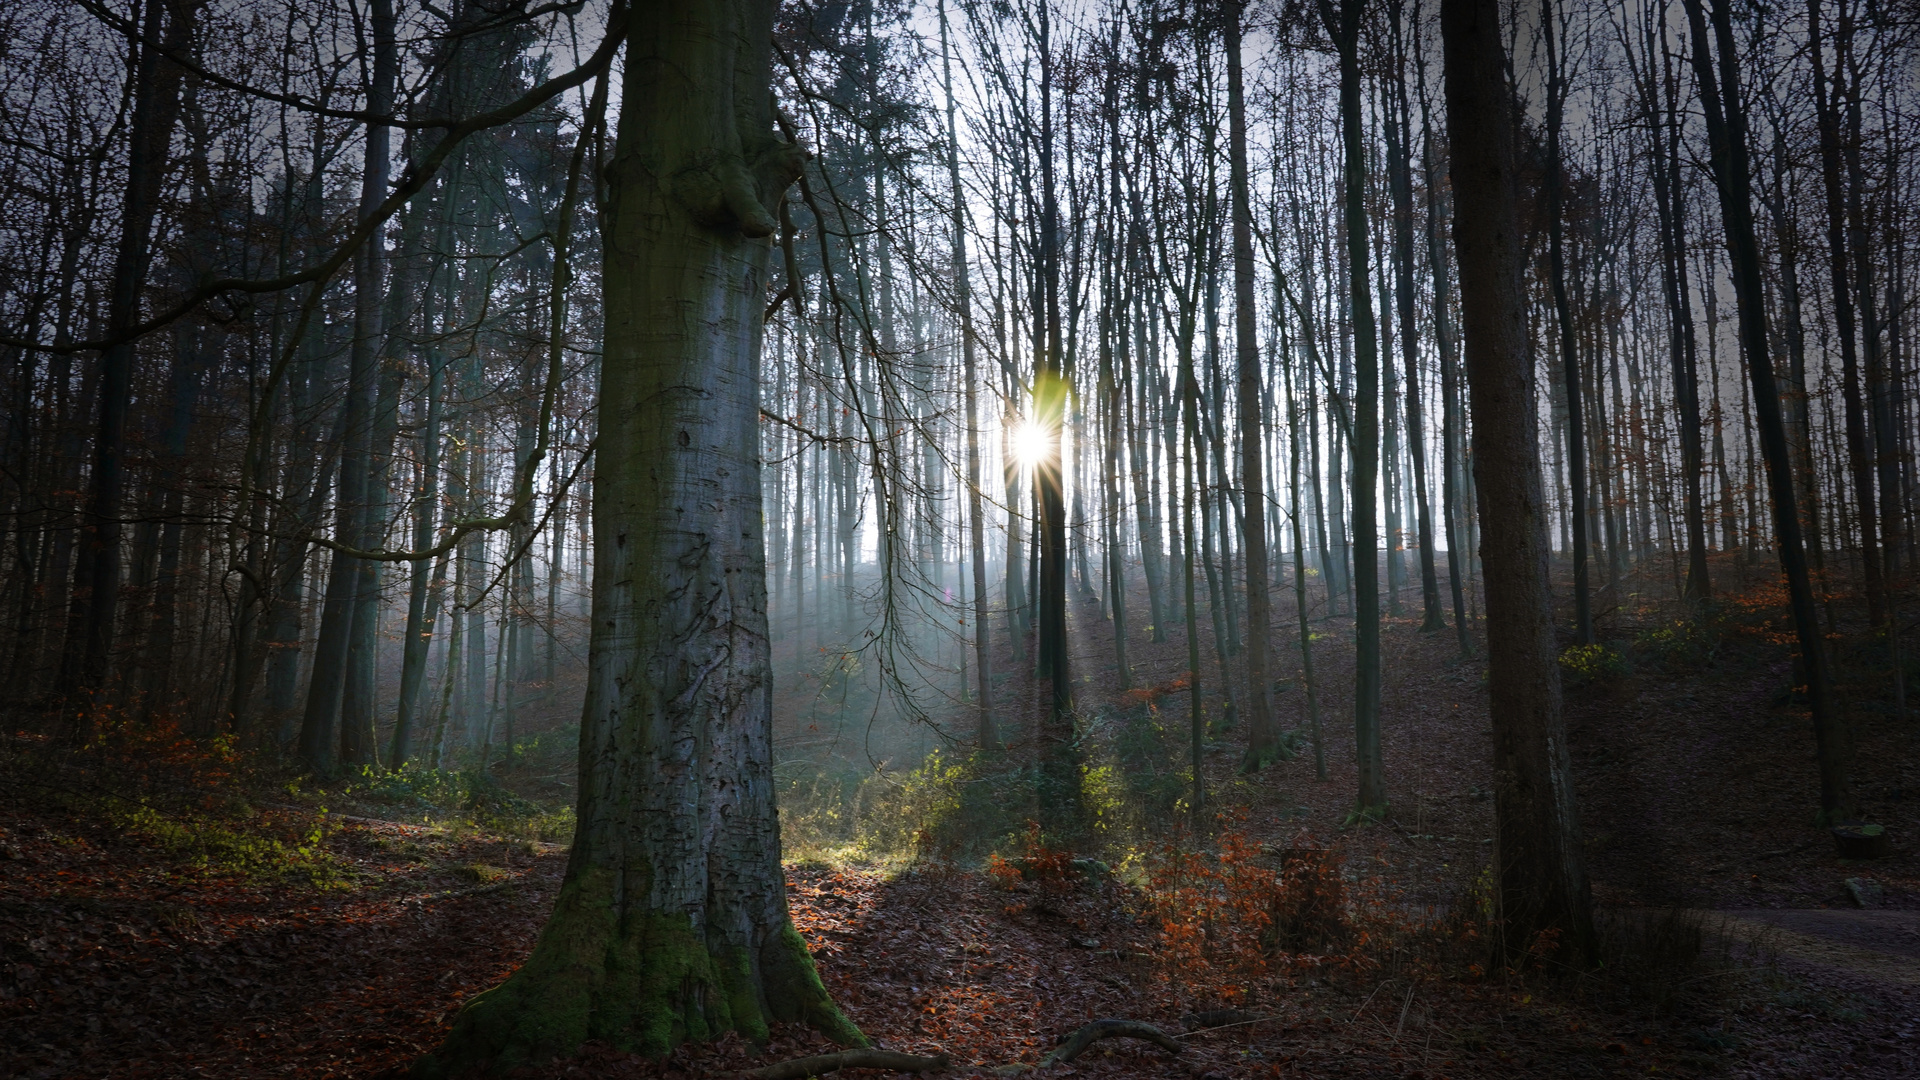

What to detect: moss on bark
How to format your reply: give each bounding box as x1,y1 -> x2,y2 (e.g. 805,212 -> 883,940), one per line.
412,869 -> 862,1077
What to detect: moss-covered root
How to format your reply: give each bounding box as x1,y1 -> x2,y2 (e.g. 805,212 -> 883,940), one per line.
759,922 -> 867,1047
411,871 -> 865,1078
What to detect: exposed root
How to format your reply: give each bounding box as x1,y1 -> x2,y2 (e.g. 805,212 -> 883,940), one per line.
1040,1019 -> 1184,1066
740,1048 -> 949,1079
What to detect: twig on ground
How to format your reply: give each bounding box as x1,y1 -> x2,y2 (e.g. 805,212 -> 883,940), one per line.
1393,983 -> 1416,1040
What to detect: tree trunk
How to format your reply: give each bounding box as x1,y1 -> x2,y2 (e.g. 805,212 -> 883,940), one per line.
1226,0 -> 1276,770
1414,50 -> 1474,657
1681,0 -> 1849,822
1441,0 -> 1594,962
417,2 -> 856,1071
1034,0 -> 1076,829
61,0 -> 196,701
940,0 -> 995,749
392,262 -> 448,766
1643,11 -> 1711,604
1321,0 -> 1386,816
1386,0 -> 1443,635
1542,0 -> 1592,646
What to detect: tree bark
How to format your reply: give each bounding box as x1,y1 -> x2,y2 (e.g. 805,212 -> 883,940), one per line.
1321,0 -> 1386,816
1541,0 -> 1592,645
61,0 -> 197,701
1442,0 -> 1595,962
1226,0 -> 1277,771
1641,11 -> 1711,604
415,2 -> 857,1071
1681,0 -> 1849,822
1386,0 -> 1443,635
940,0 -> 995,749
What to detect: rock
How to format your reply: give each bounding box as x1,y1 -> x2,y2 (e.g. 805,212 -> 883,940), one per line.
1845,877 -> 1883,909
1185,1009 -> 1260,1030
1070,857 -> 1111,879
1832,823 -> 1892,859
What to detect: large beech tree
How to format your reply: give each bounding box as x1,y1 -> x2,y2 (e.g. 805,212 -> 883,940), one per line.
416,1 -> 859,1072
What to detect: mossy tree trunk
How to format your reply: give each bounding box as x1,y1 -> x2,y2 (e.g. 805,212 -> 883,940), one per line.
415,1 -> 859,1073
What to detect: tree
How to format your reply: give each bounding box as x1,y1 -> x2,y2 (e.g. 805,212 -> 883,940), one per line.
939,0 -> 996,751
1226,0 -> 1278,772
1542,0 -> 1594,645
416,1 -> 859,1071
1680,0 -> 1850,822
60,0 -> 199,702
1441,0 -> 1594,961
1319,0 -> 1386,818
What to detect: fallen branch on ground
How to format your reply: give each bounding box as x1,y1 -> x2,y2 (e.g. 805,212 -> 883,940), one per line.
1041,1020 -> 1184,1066
1177,1013 -> 1281,1037
740,1048 -> 949,1079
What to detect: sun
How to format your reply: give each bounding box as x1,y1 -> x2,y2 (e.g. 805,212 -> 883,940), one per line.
1010,417 -> 1051,475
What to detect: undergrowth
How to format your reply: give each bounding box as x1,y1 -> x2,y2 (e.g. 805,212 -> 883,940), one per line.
104,801 -> 347,888
336,763 -> 575,843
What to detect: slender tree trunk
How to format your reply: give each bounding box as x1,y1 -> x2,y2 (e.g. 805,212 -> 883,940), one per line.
1182,337 -> 1204,819
61,0 -> 196,702
1682,0 -> 1849,821
392,262 -> 448,766
1321,0 -> 1386,815
1643,12 -> 1711,603
1227,0 -> 1276,769
1387,0 -> 1443,634
1542,0 -> 1592,645
1034,0 -> 1076,827
1441,0 -> 1595,962
941,0 -> 995,749
1281,318 -> 1327,780
1415,51 -> 1474,657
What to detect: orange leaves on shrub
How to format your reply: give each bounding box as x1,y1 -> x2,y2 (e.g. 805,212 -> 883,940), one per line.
1142,825 -> 1378,1000
987,821 -> 1079,897
1119,673 -> 1190,707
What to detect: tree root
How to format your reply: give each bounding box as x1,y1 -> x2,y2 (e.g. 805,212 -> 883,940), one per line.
742,1018 -> 1185,1077
1040,1019 -> 1184,1066
740,1048 -> 949,1079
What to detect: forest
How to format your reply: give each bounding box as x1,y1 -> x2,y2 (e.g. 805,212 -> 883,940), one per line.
0,0 -> 1915,1075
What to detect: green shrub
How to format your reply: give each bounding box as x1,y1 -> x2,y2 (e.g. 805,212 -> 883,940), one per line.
1633,617 -> 1720,672
778,751 -> 1035,867
341,763 -> 574,844
110,803 -> 345,888
1559,643 -> 1630,685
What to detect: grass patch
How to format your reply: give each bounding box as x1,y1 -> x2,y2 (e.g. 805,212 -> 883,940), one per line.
453,863 -> 510,884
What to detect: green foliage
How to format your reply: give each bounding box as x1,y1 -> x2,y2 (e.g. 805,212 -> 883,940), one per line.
1632,616 -> 1720,673
1110,702 -> 1188,818
341,764 -> 575,844
1558,643 -> 1630,686
350,761 -> 469,810
778,698 -> 1251,868
777,751 -> 1034,866
108,803 -> 345,888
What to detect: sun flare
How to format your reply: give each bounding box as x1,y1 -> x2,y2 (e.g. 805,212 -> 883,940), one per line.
1009,418 -> 1051,474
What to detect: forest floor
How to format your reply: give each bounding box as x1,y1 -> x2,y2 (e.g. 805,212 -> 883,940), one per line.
2,554 -> 1916,1079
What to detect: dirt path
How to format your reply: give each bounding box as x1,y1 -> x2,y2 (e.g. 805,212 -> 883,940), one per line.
1717,907 -> 1920,987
